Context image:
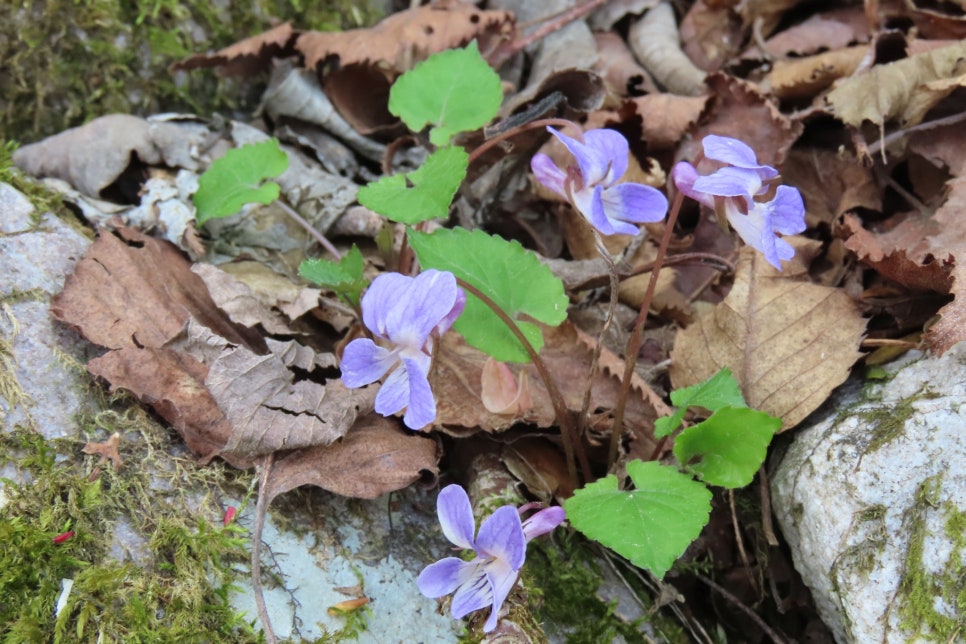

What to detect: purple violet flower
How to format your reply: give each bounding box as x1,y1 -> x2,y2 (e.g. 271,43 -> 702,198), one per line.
672,134 -> 806,270
417,484 -> 566,633
531,127 -> 668,236
341,269 -> 465,430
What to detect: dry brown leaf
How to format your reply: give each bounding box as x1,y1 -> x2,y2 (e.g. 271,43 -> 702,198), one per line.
12,114 -> 196,200
592,31 -> 658,96
670,243 -> 867,430
86,346 -> 246,467
296,4 -> 513,72
741,9 -> 869,60
214,260 -> 324,322
264,415 -> 438,501
502,437 -> 574,502
680,0 -> 743,72
628,3 -> 707,96
51,227 -> 265,352
767,46 -> 869,101
191,263 -> 293,335
904,0 -> 966,39
481,357 -> 533,415
172,22 -> 298,76
82,432 -> 123,470
205,339 -> 373,458
737,0 -> 806,37
683,73 -> 802,168
782,148 -> 881,227
434,323 -> 658,449
825,40 -> 966,130
620,94 -> 710,150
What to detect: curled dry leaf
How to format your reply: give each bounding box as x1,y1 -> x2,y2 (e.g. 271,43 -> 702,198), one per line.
12,114 -> 205,200
741,9 -> 869,60
173,22 -> 297,77
825,40 -> 966,131
296,3 -> 513,72
670,242 -> 867,430
680,0 -> 744,72
502,436 -> 574,502
264,415 -> 439,501
628,3 -> 707,96
767,46 -> 869,101
433,324 -> 659,456
593,31 -> 658,96
51,227 -> 265,352
82,432 -> 123,470
481,357 -> 533,415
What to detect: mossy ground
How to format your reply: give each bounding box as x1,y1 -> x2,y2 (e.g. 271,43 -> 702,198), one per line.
1,0 -> 384,144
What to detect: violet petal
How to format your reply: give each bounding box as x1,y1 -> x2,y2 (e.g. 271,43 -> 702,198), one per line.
482,557 -> 519,632
702,135 -> 778,179
401,355 -> 436,429
522,506 -> 566,541
417,557 -> 473,598
373,365 -> 410,417
769,185 -> 807,235
582,128 -> 630,184
692,167 -> 764,200
340,339 -> 396,388
386,270 -> 459,348
436,484 -> 477,550
475,506 -> 526,570
360,272 -> 412,339
450,563 -> 492,620
530,153 -> 567,197
600,182 -> 668,225
671,161 -> 713,209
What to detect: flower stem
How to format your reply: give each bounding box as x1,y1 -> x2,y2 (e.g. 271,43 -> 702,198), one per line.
275,199 -> 342,260
467,118 -> 582,165
608,190 -> 685,467
578,232 -> 620,437
455,278 -> 589,485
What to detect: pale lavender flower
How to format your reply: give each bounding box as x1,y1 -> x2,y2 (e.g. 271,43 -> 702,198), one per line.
531,127 -> 668,236
341,270 -> 465,430
672,134 -> 806,270
417,484 -> 566,632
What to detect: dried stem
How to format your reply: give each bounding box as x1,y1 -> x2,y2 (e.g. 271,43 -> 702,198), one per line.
467,118 -> 581,165
455,278 -> 589,485
251,453 -> 278,644
695,573 -> 789,644
578,232 -> 620,437
608,190 -> 685,467
275,200 -> 342,260
489,0 -> 612,67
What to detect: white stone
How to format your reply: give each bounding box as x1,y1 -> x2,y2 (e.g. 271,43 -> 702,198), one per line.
772,345 -> 966,643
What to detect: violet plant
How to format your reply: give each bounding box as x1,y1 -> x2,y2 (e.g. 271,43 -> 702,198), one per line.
192,41 -> 802,631
417,485 -> 565,632
672,134 -> 806,270
340,270 -> 465,430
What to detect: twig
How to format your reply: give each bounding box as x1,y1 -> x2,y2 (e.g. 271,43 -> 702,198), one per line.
455,278 -> 590,485
695,573 -> 788,644
866,110 -> 966,157
608,190 -> 685,466
759,466 -> 780,547
275,200 -> 342,260
489,0 -> 612,68
467,118 -> 580,165
729,489 -> 759,593
578,232 -> 620,438
251,453 -> 278,644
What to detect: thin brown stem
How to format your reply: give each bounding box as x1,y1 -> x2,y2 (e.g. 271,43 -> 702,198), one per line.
251,453 -> 277,644
275,200 -> 342,260
489,0 -> 612,67
467,118 -> 581,165
578,233 -> 620,437
608,190 -> 685,467
695,573 -> 788,644
455,278 -> 588,485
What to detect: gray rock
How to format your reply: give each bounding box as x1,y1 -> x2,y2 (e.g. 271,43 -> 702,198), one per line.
0,184 -> 97,440
771,345 -> 966,643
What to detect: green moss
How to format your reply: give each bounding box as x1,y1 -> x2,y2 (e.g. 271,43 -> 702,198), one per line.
0,404 -> 263,642
1,0 -> 384,143
524,531 -> 685,644
896,475 -> 965,641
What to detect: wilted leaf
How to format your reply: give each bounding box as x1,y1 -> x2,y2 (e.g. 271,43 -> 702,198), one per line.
86,346 -> 244,467
192,263 -> 293,335
51,227 -> 264,352
670,244 -> 867,430
502,437 -> 574,502
296,4 -> 513,71
627,3 -> 706,96
205,339 -> 375,458
173,22 -> 298,76
264,415 -> 438,500
82,432 -> 123,470
825,40 -> 966,130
